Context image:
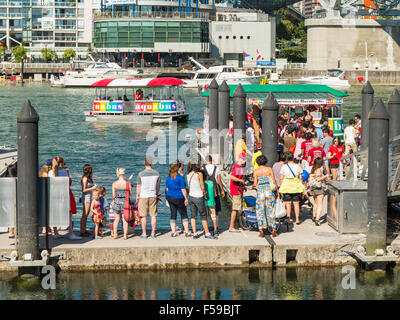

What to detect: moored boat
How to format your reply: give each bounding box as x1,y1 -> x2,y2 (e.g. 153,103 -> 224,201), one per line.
295,69 -> 351,92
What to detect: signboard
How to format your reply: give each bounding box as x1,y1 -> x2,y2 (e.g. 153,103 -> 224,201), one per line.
248,98 -> 343,105
104,0 -> 135,5
312,118 -> 344,139
93,101 -> 123,113
135,101 -> 176,112
256,61 -> 276,66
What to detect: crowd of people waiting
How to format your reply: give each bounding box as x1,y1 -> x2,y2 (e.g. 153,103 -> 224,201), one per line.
228,106 -> 362,238
6,106 -> 362,240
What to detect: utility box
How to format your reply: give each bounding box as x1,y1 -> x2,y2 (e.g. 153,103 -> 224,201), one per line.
327,180 -> 368,234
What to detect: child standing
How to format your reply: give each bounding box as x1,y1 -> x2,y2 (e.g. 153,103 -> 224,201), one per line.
99,187 -> 110,237
204,175 -> 218,236
91,189 -> 105,239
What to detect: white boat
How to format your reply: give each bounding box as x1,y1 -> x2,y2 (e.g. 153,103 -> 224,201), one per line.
50,62 -> 152,88
295,69 -> 351,91
183,57 -> 265,88
84,77 -> 189,125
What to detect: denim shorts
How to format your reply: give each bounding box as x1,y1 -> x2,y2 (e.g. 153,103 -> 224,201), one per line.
189,196 -> 207,221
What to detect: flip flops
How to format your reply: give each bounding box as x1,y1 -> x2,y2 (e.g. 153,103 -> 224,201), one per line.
229,230 -> 241,233
140,235 -> 148,239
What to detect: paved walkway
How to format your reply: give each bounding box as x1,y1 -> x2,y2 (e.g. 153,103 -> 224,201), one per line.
0,197 -> 398,269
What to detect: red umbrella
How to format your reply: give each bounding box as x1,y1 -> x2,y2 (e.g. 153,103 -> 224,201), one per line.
146,77 -> 186,87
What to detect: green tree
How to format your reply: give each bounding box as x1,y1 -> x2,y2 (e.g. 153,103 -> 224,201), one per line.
0,46 -> 5,61
12,46 -> 27,63
62,48 -> 76,61
41,47 -> 57,62
275,9 -> 307,63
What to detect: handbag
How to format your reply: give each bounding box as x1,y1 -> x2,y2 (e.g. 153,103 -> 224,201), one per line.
123,181 -> 135,222
268,173 -> 277,191
273,198 -> 287,219
309,173 -> 322,189
128,204 -> 142,228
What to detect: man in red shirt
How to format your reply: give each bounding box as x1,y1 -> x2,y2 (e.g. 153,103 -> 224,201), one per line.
300,132 -> 313,169
229,153 -> 246,232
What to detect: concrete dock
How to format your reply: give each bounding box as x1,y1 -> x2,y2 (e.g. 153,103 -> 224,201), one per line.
2,206 -> 398,271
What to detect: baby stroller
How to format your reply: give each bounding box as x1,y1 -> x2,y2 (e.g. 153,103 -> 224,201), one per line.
237,196 -> 289,234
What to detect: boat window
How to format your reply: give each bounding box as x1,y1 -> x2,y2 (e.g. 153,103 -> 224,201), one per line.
197,73 -> 209,79
208,73 -> 218,79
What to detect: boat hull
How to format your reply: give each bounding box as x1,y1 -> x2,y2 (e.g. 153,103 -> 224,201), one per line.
184,76 -> 265,88
85,112 -> 189,125
296,79 -> 351,91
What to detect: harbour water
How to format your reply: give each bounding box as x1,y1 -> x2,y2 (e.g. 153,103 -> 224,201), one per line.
1,266 -> 400,300
0,83 -> 397,231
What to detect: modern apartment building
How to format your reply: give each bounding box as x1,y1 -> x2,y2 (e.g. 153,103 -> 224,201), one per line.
0,0 -> 93,60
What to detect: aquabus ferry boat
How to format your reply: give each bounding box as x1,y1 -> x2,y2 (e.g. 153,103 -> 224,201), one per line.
84,77 -> 189,124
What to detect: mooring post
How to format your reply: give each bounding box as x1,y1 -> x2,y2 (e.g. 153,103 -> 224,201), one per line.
208,79 -> 219,158
261,92 -> 279,167
218,80 -> 230,164
232,84 -> 246,162
17,100 -> 40,277
366,99 -> 389,256
361,81 -> 374,151
388,89 -> 400,140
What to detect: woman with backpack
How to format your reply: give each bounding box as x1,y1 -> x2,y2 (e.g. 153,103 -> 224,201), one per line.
186,162 -> 216,239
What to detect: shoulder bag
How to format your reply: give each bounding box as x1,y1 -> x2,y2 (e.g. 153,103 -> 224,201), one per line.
123,181 -> 135,222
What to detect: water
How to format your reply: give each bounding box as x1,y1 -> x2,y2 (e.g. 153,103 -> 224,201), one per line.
0,83 -> 397,231
1,266 -> 400,300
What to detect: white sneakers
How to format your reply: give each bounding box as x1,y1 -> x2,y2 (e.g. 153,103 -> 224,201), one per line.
68,233 -> 82,240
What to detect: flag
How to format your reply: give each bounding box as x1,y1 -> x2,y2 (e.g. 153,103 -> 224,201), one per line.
256,50 -> 261,60
243,51 -> 250,58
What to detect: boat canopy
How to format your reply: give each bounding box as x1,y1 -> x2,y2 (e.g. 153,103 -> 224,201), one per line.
90,77 -> 186,88
200,84 -> 348,99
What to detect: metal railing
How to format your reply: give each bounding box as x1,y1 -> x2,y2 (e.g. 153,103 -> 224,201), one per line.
283,63 -> 307,70
32,36 -> 54,40
55,13 -> 76,18
1,62 -> 74,68
54,25 -> 76,29
94,10 -> 209,20
340,135 -> 400,199
54,36 -> 76,41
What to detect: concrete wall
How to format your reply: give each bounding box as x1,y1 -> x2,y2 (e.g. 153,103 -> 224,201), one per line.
283,69 -> 400,85
210,19 -> 276,66
306,18 -> 400,71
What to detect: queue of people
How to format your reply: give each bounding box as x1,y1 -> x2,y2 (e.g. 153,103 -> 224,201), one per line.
32,110 -> 361,241
225,108 -> 363,237
38,155 -> 227,240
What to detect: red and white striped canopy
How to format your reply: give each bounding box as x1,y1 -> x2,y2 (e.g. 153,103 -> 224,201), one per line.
90,77 -> 186,88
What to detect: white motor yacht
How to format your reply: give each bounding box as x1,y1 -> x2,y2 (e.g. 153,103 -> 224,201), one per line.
184,57 -> 264,88
50,62 -> 150,88
295,69 -> 351,91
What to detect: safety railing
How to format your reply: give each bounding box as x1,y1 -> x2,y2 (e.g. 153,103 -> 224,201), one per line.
93,10 -> 209,20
